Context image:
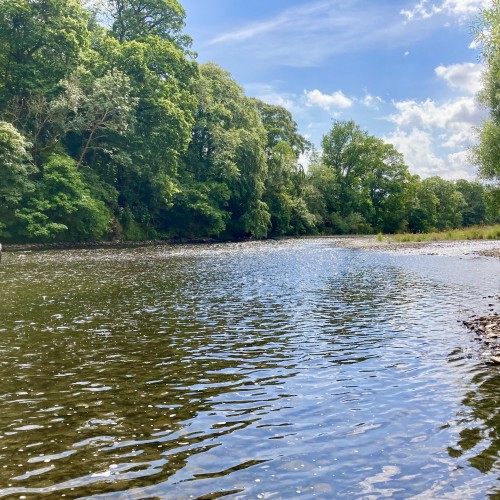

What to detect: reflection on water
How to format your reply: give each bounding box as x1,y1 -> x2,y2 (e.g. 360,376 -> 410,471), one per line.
0,239 -> 499,498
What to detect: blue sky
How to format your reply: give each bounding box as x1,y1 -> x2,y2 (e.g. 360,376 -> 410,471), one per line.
181,0 -> 489,180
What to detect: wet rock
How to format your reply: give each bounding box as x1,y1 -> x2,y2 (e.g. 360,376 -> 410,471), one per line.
463,305 -> 500,363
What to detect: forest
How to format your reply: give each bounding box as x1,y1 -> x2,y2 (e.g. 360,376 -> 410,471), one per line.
0,0 -> 499,243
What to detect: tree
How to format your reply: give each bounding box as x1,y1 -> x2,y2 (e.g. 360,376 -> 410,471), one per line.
422,177 -> 466,230
319,120 -> 410,234
321,120 -> 369,218
108,0 -> 191,50
253,99 -> 314,235
406,175 -> 439,233
0,0 -> 91,108
0,121 -> 34,237
179,63 -> 270,238
363,138 -> 410,233
455,180 -> 488,226
16,153 -> 111,241
75,69 -> 138,166
473,1 -> 500,196
94,34 -> 197,233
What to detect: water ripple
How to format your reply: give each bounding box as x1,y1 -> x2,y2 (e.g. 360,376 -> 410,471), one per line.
0,239 -> 499,498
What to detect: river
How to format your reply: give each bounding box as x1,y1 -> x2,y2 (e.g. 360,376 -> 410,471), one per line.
0,238 -> 499,498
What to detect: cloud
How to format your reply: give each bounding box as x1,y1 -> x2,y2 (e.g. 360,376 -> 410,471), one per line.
442,0 -> 490,17
442,128 -> 477,147
305,89 -> 353,110
244,83 -> 298,112
358,93 -> 384,109
435,62 -> 484,94
207,0 -> 437,67
209,2 -> 327,45
401,0 -> 441,21
388,96 -> 483,131
384,128 -> 476,179
385,128 -> 447,177
385,71 -> 486,179
401,0 -> 489,22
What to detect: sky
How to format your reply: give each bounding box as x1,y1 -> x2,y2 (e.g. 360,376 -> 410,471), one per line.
180,0 -> 491,180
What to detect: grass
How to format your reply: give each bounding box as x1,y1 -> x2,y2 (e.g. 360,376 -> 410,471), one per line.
390,224 -> 500,243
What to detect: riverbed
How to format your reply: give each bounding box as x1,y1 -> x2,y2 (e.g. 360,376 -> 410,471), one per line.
0,238 -> 499,498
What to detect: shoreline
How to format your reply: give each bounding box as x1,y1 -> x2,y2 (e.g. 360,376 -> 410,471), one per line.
2,234 -> 500,258
0,237 -> 222,253
333,235 -> 500,259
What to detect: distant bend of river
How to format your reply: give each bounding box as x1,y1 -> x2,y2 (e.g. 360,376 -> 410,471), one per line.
0,239 -> 500,499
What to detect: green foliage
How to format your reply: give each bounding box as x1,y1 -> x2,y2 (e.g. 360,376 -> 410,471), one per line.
108,0 -> 192,50
160,180 -> 230,238
455,180 -> 488,226
0,121 -> 34,236
0,0 -> 492,243
182,63 -> 270,238
16,154 -> 111,241
0,0 -> 91,107
474,2 -> 500,206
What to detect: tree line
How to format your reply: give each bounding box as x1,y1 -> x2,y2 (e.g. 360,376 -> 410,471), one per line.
0,0 -> 498,243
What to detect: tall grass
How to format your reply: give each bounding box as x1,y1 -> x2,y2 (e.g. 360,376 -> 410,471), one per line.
391,224 -> 500,243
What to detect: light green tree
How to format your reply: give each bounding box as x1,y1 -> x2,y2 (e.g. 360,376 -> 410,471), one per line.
473,1 -> 500,197
0,121 -> 34,236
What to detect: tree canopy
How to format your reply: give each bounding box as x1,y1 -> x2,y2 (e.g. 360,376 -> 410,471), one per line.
0,0 -> 496,243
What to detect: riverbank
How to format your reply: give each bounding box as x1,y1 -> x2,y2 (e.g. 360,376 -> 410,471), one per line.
5,234 -> 500,254
0,237 -> 223,252
334,234 -> 500,258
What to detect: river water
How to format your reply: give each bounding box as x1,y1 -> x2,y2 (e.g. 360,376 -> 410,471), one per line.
0,239 -> 499,499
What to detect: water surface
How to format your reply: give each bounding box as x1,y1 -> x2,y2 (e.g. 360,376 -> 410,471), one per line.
0,239 -> 499,498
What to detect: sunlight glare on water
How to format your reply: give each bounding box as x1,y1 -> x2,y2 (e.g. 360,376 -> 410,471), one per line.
0,239 -> 499,498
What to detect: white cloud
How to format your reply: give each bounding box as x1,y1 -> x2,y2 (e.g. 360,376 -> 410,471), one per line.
386,64 -> 485,172
207,0 -> 437,67
442,128 -> 477,147
209,2 -> 326,45
401,0 -> 489,22
384,128 -> 475,179
442,0 -> 490,17
447,149 -> 474,177
388,97 -> 483,131
386,89 -> 485,179
435,62 -> 484,94
305,89 -> 353,110
245,83 -> 298,112
385,128 -> 446,177
401,1 -> 441,21
356,93 -> 384,109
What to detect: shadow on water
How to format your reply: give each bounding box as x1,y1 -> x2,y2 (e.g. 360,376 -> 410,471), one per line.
445,365 -> 500,498
0,239 -> 499,498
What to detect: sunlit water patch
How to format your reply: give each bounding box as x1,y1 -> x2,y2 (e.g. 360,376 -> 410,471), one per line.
0,239 -> 499,498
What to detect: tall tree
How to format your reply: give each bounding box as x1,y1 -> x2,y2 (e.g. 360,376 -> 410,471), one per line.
0,0 -> 91,108
321,120 -> 368,217
108,0 -> 191,50
474,2 -> 500,190
253,100 -> 314,235
178,63 -> 270,238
